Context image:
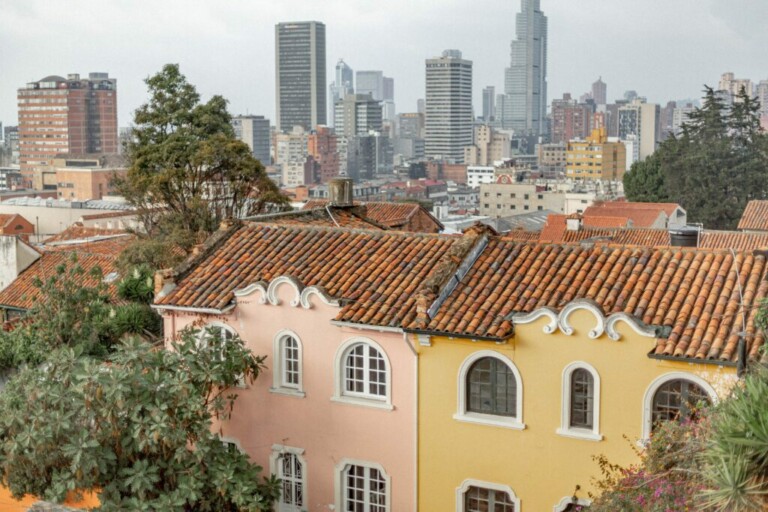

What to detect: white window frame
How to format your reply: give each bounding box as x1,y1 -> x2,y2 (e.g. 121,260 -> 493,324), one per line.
641,372 -> 718,441
456,479 -> 520,512
217,435 -> 243,454
554,496 -> 592,511
270,445 -> 307,512
335,458 -> 391,512
454,350 -> 525,430
271,329 -> 305,398
557,362 -> 602,441
196,321 -> 237,349
332,337 -> 393,411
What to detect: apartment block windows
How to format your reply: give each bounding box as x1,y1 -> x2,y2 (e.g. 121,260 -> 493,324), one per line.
271,330 -> 305,397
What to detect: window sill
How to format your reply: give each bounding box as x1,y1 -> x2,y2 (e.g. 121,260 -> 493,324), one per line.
453,413 -> 525,430
556,427 -> 603,442
331,395 -> 394,411
269,387 -> 306,398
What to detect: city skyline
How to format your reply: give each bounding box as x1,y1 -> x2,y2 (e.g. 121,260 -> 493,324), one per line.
1,0 -> 767,129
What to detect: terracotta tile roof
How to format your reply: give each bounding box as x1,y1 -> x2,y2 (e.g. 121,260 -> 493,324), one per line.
737,200 -> 768,231
582,215 -> 631,228
502,228 -> 540,242
700,231 -> 768,251
44,223 -> 128,243
0,251 -> 120,310
43,235 -> 135,257
249,207 -> 387,230
583,201 -> 679,228
608,200 -> 682,216
423,240 -> 766,362
79,210 -> 133,221
302,200 -> 443,231
156,223 -> 470,329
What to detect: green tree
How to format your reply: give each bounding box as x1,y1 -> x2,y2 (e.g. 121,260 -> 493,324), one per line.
0,330 -> 279,511
659,86 -> 768,229
0,255 -> 161,370
622,151 -> 671,203
115,64 -> 288,271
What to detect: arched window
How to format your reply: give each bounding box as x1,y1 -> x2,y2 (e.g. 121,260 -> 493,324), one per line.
652,379 -> 711,429
467,357 -> 517,416
554,496 -> 592,511
270,446 -> 307,512
335,460 -> 390,512
642,372 -> 717,440
333,338 -> 392,410
271,330 -> 304,397
457,480 -> 520,512
197,322 -> 236,350
455,351 -> 524,430
558,362 -> 602,441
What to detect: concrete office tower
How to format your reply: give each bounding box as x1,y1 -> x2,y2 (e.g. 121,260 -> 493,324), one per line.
17,73 -> 117,189
334,94 -> 383,138
232,115 -> 271,165
592,77 -> 607,105
503,0 -> 547,135
482,86 -> 496,122
425,50 -> 473,163
382,76 -> 395,122
356,71 -> 384,100
329,59 -> 354,126
618,99 -> 659,161
275,21 -> 326,132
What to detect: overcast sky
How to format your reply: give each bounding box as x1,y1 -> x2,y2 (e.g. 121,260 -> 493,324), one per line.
1,0 -> 767,129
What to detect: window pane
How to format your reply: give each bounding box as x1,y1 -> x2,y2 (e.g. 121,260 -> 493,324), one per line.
281,336 -> 300,388
343,343 -> 387,399
279,453 -> 304,507
465,486 -> 514,512
570,369 -> 594,429
467,358 -> 516,417
652,379 -> 711,432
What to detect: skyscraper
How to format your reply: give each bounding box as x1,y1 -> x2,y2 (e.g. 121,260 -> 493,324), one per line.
333,94 -> 383,138
482,86 -> 496,122
329,59 -> 353,126
275,21 -> 326,132
425,50 -> 473,163
503,0 -> 547,136
17,73 -> 118,189
592,77 -> 607,105
356,71 -> 384,101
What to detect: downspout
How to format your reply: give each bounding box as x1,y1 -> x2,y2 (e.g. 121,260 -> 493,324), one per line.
737,336 -> 747,378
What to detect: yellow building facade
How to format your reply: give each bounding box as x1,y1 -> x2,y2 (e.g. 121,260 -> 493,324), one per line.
416,304 -> 736,511
566,128 -> 627,180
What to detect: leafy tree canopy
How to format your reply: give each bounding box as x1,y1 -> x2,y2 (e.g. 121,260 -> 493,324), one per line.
624,86 -> 768,230
115,64 -> 288,271
0,330 -> 279,511
0,255 -> 161,370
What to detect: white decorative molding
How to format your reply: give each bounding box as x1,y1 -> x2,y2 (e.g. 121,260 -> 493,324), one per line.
512,299 -> 658,341
606,312 -> 657,340
456,479 -> 520,512
267,275 -> 305,306
233,280 -> 269,304
234,276 -> 340,309
300,285 -> 340,308
511,307 -> 558,334
417,334 -> 432,347
559,299 -> 605,339
554,496 -> 592,512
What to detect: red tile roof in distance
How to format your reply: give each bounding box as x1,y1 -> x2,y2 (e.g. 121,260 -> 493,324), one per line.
301,200 -> 442,231
250,208 -> 387,230
737,200 -> 768,231
424,240 -> 766,362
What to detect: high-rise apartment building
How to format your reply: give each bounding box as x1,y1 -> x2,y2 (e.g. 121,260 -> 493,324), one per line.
566,127 -> 626,180
275,21 -> 326,132
592,77 -> 607,105
503,0 -> 548,135
333,94 -> 383,138
718,72 -> 753,102
618,99 -> 659,160
232,115 -> 271,165
550,93 -> 593,144
308,126 -> 339,183
275,125 -> 311,187
482,86 -> 496,122
756,80 -> 768,117
463,125 -> 510,166
2,126 -> 19,166
425,50 -> 473,163
17,73 -> 117,189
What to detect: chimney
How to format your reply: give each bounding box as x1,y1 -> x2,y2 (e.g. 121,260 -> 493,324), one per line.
566,217 -> 581,231
153,269 -> 176,297
329,178 -> 354,207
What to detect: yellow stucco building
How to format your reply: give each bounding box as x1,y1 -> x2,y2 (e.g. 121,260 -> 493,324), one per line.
566,127 -> 627,180
408,238 -> 760,511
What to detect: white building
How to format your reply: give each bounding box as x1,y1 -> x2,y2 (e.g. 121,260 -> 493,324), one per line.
467,166 -> 495,188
